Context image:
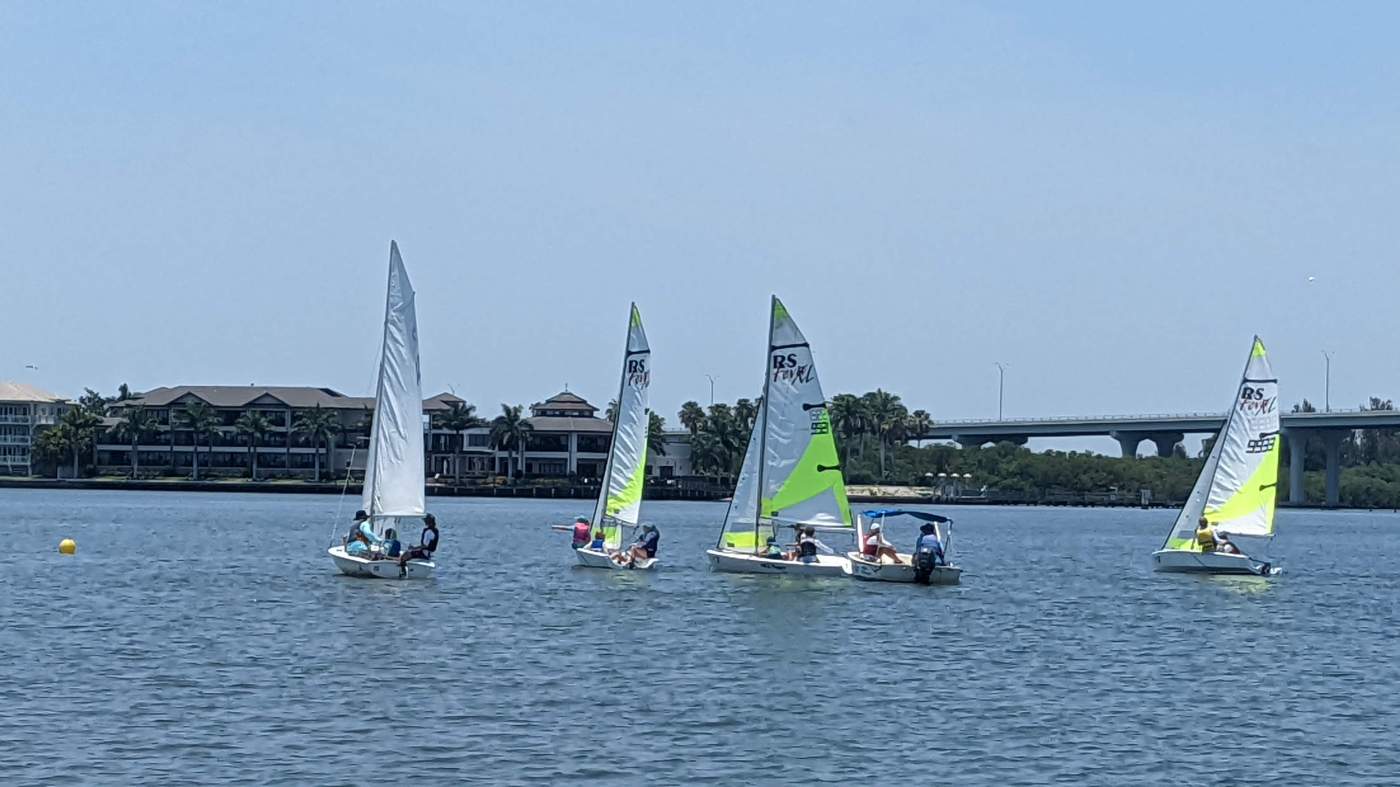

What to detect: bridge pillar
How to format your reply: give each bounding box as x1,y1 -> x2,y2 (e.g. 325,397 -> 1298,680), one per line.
1111,431 -> 1143,459
1284,428 -> 1306,504
1320,429 -> 1346,508
1148,432 -> 1184,458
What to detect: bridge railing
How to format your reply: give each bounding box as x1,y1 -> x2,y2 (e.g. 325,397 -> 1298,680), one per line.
929,407 -> 1383,428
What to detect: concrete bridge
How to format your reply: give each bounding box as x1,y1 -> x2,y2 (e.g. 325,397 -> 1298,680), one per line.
922,410 -> 1400,507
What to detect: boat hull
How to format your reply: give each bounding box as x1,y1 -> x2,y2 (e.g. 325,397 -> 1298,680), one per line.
1152,549 -> 1273,576
706,549 -> 849,576
844,551 -> 961,584
574,547 -> 658,571
328,546 -> 435,579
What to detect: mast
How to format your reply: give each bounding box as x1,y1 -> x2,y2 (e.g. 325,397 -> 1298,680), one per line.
752,295 -> 777,554
593,304 -> 636,547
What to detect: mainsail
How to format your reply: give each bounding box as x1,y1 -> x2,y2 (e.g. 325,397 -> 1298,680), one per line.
592,304 -> 651,549
1162,336 -> 1280,551
361,241 -> 426,529
717,296 -> 852,551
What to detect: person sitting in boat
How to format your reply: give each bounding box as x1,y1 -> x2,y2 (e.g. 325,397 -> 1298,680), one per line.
616,524 -> 660,566
1195,517 -> 1218,553
398,513 -> 440,574
376,528 -> 403,561
346,510 -> 377,557
589,530 -> 607,551
914,522 -> 945,567
861,521 -> 903,564
570,516 -> 592,550
1215,530 -> 1242,555
761,536 -> 787,560
797,526 -> 834,564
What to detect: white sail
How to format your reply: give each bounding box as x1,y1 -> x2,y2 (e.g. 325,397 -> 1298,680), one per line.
718,407 -> 765,549
1161,336 -> 1280,550
592,304 -> 651,548
716,296 -> 851,552
361,241 -> 425,526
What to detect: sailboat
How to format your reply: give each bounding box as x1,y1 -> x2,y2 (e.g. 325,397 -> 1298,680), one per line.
705,296 -> 854,576
328,242 -> 436,580
574,304 -> 658,570
1152,336 -> 1280,576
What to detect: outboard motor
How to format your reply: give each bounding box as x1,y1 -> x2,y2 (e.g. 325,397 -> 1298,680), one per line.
913,547 -> 941,584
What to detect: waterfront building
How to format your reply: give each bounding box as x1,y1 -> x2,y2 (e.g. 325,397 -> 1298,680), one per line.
90,384 -> 696,482
0,383 -> 68,476
97,385 -> 465,479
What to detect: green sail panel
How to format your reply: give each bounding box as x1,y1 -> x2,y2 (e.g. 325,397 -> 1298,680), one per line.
592,304 -> 651,550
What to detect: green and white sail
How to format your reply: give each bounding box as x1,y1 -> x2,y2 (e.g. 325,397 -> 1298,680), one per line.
592,304 -> 651,550
718,296 -> 852,552
362,241 -> 425,532
1162,336 -> 1281,551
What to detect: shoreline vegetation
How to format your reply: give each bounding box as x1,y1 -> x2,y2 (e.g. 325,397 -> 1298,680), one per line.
22,386 -> 1400,509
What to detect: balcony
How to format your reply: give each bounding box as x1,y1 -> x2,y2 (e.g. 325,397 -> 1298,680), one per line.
0,416 -> 31,425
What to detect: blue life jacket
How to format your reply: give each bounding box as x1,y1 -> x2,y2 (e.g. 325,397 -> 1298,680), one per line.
420,526 -> 439,554
639,530 -> 659,557
798,538 -> 818,558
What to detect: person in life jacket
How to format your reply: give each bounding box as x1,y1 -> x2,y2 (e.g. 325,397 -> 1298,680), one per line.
398,513 -> 440,576
345,510 -> 377,557
797,526 -> 834,564
378,528 -> 403,560
570,516 -> 592,549
761,536 -> 787,560
913,522 -> 945,583
862,521 -> 903,564
590,530 -> 606,550
615,524 -> 660,566
1195,517 -> 1218,553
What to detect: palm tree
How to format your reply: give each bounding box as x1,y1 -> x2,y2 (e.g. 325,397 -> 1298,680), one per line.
647,411 -> 667,457
180,402 -> 220,481
828,393 -> 866,465
490,404 -> 532,480
115,405 -> 158,478
907,409 -> 933,448
58,407 -> 100,478
32,425 -> 72,479
678,401 -> 706,435
235,411 -> 272,480
432,401 -> 485,483
734,398 -> 758,433
293,405 -> 340,482
689,431 -> 726,477
605,399 -> 619,423
863,389 -> 907,478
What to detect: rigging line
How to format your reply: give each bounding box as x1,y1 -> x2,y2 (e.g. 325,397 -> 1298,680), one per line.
329,444 -> 359,547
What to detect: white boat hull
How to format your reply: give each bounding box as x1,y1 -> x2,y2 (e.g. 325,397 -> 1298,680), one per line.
843,551 -> 961,584
1152,548 -> 1274,576
328,545 -> 435,579
706,549 -> 849,576
573,547 -> 658,571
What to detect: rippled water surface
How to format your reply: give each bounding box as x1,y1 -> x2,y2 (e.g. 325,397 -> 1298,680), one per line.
3,489 -> 1398,785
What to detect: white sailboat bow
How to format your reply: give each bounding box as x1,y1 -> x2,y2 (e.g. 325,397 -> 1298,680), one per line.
707,296 -> 853,576
1153,336 -> 1281,576
575,304 -> 657,570
329,242 -> 436,579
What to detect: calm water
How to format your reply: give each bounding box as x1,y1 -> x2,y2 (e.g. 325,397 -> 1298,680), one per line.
2,489 -> 1398,786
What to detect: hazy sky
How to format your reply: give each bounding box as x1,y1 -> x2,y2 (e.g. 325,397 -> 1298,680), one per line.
4,2 -> 1397,448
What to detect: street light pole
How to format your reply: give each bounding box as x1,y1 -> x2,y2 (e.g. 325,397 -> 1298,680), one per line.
1322,351 -> 1332,412
705,374 -> 716,406
994,362 -> 1006,420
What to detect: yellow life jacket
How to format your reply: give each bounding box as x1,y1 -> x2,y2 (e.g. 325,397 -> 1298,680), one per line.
1195,526 -> 1216,552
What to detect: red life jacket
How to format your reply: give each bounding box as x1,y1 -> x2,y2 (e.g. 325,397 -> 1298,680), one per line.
862,534 -> 880,557
572,522 -> 592,544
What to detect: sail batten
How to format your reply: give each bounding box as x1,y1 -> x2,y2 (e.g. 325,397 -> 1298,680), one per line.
1162,336 -> 1280,551
593,304 -> 651,549
361,242 -> 425,523
718,297 -> 851,552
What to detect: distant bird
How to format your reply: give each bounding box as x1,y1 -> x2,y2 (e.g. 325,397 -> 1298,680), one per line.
24,364 -> 38,370
1307,276 -> 1316,282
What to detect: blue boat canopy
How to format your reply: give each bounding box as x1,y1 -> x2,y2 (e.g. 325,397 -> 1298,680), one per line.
862,509 -> 950,523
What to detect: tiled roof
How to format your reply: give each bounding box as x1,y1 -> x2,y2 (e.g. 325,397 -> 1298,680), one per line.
525,416 -> 613,433
0,382 -> 65,403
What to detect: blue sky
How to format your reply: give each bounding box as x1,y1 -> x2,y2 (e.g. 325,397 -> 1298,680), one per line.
3,2 -> 1397,449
